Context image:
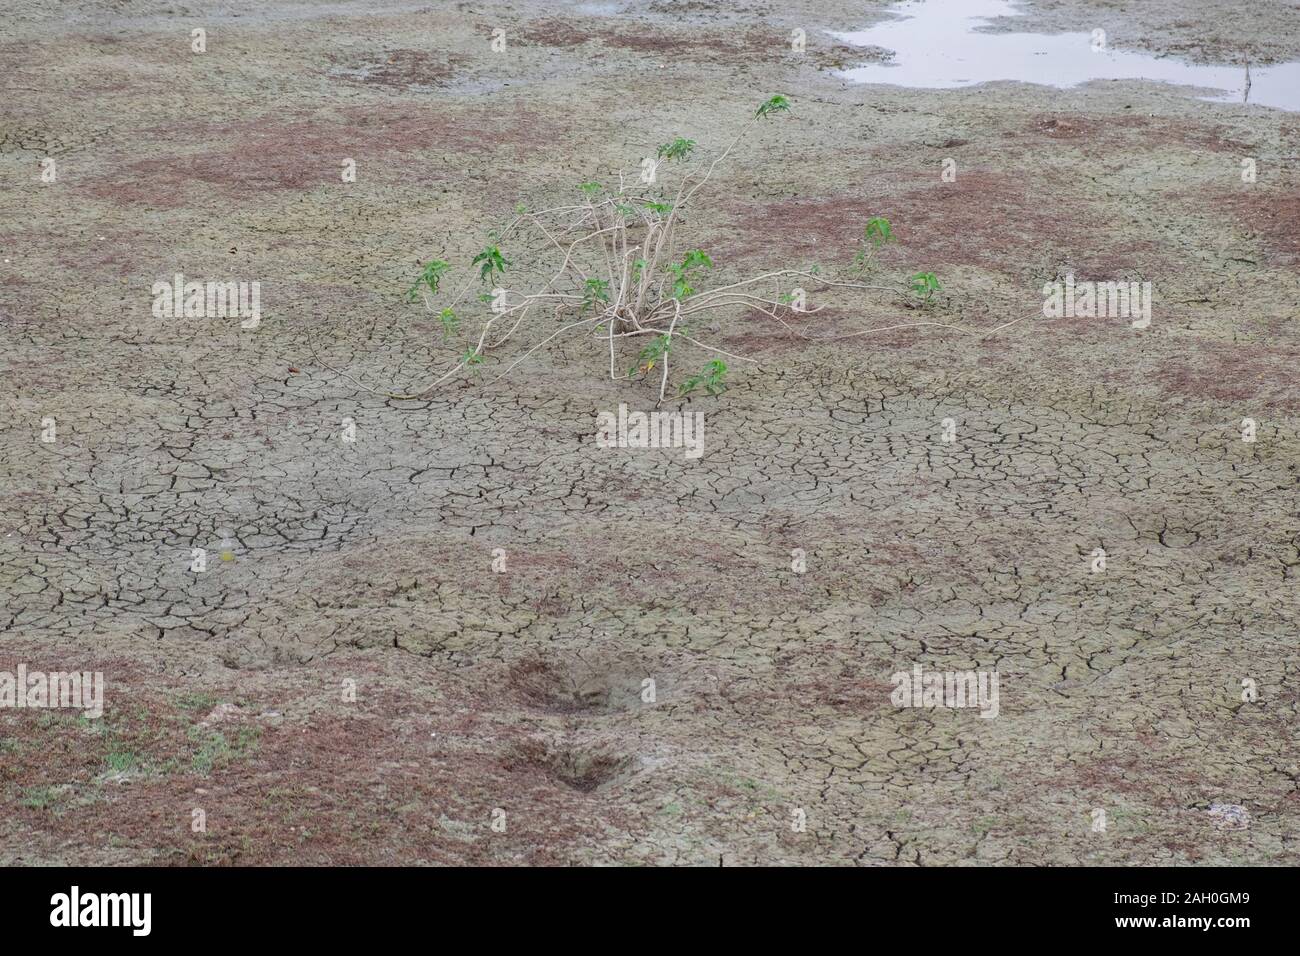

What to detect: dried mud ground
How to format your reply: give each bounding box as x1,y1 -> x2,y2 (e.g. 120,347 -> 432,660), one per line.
1,0 -> 1298,866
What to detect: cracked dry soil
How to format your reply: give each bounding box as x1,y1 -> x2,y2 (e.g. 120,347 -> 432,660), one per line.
1,0 -> 1298,865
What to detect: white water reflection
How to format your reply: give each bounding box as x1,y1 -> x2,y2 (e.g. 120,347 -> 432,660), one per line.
832,0 -> 1300,111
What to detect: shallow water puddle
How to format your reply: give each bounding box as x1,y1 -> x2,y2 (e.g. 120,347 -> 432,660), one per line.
832,0 -> 1300,111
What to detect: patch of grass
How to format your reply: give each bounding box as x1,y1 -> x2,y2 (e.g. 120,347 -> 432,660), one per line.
20,785 -> 62,810
189,725 -> 262,775
181,842 -> 243,866
175,692 -> 218,713
35,711 -> 70,730
105,751 -> 140,774
79,712 -> 111,735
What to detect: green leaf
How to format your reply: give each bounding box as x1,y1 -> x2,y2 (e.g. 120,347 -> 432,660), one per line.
581,277 -> 611,315
680,359 -> 728,396
908,271 -> 941,300
656,137 -> 696,161
406,258 -> 450,301
755,94 -> 791,119
471,245 -> 510,283
438,307 -> 458,341
865,216 -> 894,246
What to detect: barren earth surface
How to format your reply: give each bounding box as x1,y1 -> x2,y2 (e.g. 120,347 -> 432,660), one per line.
1,0 -> 1298,865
